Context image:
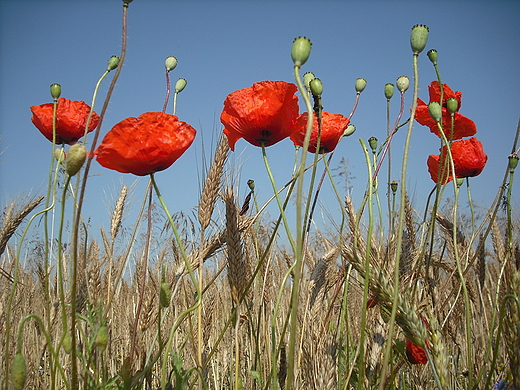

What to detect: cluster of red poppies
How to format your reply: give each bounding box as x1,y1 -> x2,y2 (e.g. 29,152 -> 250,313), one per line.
415,81 -> 488,184
31,80 -> 350,177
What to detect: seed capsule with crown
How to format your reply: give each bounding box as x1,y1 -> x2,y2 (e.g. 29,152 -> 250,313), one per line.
291,36 -> 312,67
410,24 -> 429,54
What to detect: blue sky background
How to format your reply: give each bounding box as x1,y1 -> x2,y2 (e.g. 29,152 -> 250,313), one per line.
1,0 -> 519,239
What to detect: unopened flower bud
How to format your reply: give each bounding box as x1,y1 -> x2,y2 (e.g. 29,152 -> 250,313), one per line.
165,56 -> 178,71
54,148 -> 65,164
427,49 -> 438,64
396,76 -> 410,92
11,353 -> 26,390
390,181 -> 398,193
62,332 -> 72,353
355,78 -> 367,93
50,83 -> 61,99
107,56 -> 120,71
368,137 -> 378,153
175,78 -> 187,93
95,326 -> 108,352
455,177 -> 464,188
309,77 -> 323,97
410,24 -> 429,54
247,179 -> 255,191
446,98 -> 458,114
343,124 -> 356,137
303,72 -> 315,90
160,281 -> 172,308
65,144 -> 87,177
385,83 -> 394,100
509,153 -> 519,172
428,102 -> 442,122
291,36 -> 312,67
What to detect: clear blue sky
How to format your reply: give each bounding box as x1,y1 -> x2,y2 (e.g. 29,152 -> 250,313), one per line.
1,0 -> 519,236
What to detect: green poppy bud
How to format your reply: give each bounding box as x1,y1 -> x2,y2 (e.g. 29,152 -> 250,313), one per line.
410,24 -> 429,54
309,77 -> 323,97
11,353 -> 27,390
247,179 -> 255,191
160,281 -> 171,308
509,153 -> 519,172
390,181 -> 398,193
65,144 -> 87,177
368,137 -> 378,153
428,102 -> 442,122
396,76 -> 410,92
95,326 -> 108,352
355,78 -> 367,93
384,83 -> 394,100
303,72 -> 315,90
62,332 -> 72,353
50,83 -> 61,99
54,148 -> 65,164
165,56 -> 178,71
447,98 -> 458,114
107,55 -> 120,71
343,124 -> 356,137
427,49 -> 438,64
455,177 -> 464,188
175,78 -> 187,93
291,36 -> 312,67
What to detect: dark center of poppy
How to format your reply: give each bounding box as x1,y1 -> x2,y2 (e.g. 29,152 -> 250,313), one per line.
255,129 -> 273,143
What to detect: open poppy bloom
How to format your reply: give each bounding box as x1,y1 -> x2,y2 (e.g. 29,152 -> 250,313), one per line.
290,112 -> 350,153
415,81 -> 476,140
31,97 -> 100,144
427,137 -> 487,184
95,112 -> 196,176
220,80 -> 299,151
405,339 -> 428,364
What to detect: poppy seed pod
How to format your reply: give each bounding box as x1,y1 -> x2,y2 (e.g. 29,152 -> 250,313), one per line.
50,83 -> 61,99
447,98 -> 458,114
355,78 -> 367,93
343,124 -> 356,137
309,78 -> 323,97
107,55 -> 120,71
385,83 -> 394,100
427,49 -> 438,64
455,177 -> 464,188
390,181 -> 398,193
303,72 -> 315,90
175,78 -> 187,93
247,179 -> 255,191
165,56 -> 178,71
428,102 -> 442,122
11,353 -> 27,390
410,24 -> 429,54
396,76 -> 410,92
65,144 -> 87,176
291,36 -> 312,67
509,153 -> 519,172
368,137 -> 378,152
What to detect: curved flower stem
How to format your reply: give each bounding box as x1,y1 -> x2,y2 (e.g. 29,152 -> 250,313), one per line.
378,52 -> 421,390
173,91 -> 179,116
386,97 -> 393,232
163,70 -> 171,113
466,177 -> 476,237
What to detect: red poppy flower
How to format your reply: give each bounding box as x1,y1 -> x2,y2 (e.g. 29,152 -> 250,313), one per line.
290,112 -> 350,153
415,81 -> 476,140
405,339 -> 428,364
220,80 -> 299,151
95,112 -> 196,176
30,97 -> 100,144
427,137 -> 487,184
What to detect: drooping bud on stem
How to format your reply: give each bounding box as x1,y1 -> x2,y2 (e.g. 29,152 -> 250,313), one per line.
65,144 -> 87,177
11,353 -> 27,390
